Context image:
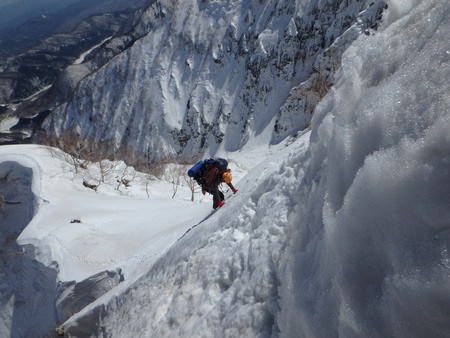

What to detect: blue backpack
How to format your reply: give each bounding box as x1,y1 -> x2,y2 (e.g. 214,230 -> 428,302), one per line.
187,160 -> 204,177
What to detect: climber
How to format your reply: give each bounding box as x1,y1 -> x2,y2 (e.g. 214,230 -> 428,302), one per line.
187,158 -> 238,209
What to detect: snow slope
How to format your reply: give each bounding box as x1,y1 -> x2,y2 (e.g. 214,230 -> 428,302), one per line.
0,137 -> 296,336
59,132 -> 309,337
1,0 -> 450,337
0,144 -> 216,337
0,146 -> 209,281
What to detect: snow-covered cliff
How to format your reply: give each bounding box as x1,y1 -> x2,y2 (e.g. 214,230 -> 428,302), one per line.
39,0 -> 386,162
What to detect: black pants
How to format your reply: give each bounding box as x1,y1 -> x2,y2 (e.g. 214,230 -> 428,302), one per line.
213,188 -> 225,206
203,185 -> 224,207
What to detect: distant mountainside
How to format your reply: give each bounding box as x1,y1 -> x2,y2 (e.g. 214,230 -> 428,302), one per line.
0,0 -> 147,142
0,0 -> 143,58
0,0 -> 78,32
0,0 -> 147,34
0,11 -> 132,101
2,0 -> 387,164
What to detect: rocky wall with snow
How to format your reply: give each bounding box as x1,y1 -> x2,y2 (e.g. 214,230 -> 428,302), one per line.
39,0 -> 386,162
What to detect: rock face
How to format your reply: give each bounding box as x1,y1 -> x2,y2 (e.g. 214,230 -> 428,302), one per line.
56,268 -> 124,324
4,0 -> 387,162
0,161 -> 59,337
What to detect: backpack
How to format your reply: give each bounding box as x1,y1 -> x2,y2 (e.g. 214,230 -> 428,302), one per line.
187,160 -> 204,177
212,158 -> 228,173
190,158 -> 228,187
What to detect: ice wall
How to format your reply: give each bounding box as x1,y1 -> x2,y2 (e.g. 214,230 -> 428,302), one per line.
280,0 -> 450,336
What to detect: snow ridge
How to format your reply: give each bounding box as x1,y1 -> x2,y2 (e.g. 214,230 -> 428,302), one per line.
63,135 -> 309,337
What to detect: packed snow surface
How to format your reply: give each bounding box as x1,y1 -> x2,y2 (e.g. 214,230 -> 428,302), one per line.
1,0 -> 450,337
